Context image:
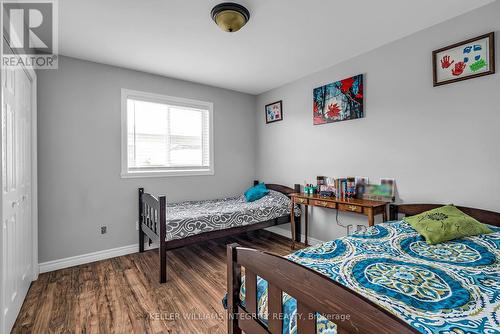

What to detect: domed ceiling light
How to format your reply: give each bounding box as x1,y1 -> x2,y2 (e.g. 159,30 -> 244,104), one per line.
211,2 -> 250,33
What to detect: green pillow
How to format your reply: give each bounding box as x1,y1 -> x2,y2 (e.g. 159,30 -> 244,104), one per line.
404,205 -> 493,244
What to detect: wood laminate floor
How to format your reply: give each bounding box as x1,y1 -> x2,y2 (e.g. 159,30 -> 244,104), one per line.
12,231 -> 301,334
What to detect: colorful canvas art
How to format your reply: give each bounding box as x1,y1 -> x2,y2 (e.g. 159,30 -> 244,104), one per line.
265,100 -> 283,123
433,32 -> 495,86
313,74 -> 363,125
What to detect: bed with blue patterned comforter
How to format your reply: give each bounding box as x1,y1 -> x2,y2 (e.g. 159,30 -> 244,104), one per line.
237,221 -> 499,334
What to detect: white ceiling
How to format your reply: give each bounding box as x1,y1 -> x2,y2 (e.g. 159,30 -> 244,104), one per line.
59,0 -> 494,95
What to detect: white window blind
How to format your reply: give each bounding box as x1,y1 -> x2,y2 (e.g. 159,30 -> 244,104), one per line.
121,89 -> 213,177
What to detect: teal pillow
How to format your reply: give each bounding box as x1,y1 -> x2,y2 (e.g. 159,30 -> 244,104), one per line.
404,205 -> 493,244
244,183 -> 269,202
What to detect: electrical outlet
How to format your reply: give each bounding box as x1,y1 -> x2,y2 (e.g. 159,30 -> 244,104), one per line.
135,221 -> 139,231
101,225 -> 107,234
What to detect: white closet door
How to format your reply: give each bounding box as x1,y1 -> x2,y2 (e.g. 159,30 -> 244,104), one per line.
1,61 -> 33,334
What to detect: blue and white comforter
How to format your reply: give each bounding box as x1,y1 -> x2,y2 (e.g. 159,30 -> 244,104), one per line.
238,221 -> 499,333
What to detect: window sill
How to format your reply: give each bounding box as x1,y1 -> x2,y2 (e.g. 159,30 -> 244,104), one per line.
120,169 -> 215,178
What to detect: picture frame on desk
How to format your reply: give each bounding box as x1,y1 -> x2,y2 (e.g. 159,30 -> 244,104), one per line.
362,181 -> 396,202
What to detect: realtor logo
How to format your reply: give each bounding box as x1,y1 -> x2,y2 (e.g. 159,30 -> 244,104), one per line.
1,0 -> 58,69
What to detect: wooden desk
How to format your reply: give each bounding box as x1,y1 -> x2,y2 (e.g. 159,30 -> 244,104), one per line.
290,193 -> 388,248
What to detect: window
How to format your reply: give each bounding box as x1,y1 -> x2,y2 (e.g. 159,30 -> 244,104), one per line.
121,89 -> 213,177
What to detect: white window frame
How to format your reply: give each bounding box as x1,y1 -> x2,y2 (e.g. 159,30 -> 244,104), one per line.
120,89 -> 214,178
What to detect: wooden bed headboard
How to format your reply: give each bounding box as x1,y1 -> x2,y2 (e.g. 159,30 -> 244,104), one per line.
253,180 -> 300,197
390,203 -> 500,227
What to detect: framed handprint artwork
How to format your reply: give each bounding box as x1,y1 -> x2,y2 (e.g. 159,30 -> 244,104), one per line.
433,32 -> 495,86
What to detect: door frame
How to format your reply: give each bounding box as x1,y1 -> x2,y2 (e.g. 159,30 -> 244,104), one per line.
0,33 -> 38,333
29,63 -> 38,281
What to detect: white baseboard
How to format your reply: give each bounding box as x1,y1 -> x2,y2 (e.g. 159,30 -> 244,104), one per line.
266,226 -> 325,246
39,243 -> 156,274
39,228 -> 325,274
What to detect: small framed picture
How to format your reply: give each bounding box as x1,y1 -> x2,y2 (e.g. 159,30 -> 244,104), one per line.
433,32 -> 495,87
265,100 -> 283,124
379,178 -> 395,198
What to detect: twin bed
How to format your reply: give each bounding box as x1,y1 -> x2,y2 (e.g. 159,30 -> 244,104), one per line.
138,181 -> 301,283
226,204 -> 500,333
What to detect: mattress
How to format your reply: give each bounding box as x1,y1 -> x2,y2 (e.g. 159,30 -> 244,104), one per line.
235,221 -> 500,334
165,190 -> 297,241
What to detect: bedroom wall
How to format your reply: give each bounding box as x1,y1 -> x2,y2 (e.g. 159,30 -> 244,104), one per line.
257,1 -> 500,242
37,56 -> 256,262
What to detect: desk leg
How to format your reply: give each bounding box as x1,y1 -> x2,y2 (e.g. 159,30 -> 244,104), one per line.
294,208 -> 301,245
383,207 -> 388,222
304,205 -> 309,246
290,204 -> 296,249
367,208 -> 375,227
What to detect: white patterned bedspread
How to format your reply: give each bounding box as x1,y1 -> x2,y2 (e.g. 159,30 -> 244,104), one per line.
165,190 -> 296,241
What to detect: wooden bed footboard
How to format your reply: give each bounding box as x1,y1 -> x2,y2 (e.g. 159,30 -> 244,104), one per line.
138,188 -> 168,282
226,244 -> 417,334
139,181 -> 302,283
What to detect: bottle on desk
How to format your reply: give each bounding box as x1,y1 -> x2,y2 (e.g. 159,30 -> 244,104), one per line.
304,183 -> 316,195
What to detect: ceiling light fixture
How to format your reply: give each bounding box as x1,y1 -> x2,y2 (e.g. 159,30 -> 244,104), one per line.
211,2 -> 250,33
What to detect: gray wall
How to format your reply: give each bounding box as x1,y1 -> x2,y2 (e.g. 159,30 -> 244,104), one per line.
256,2 -> 500,242
38,56 -> 256,262
39,2 -> 499,261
